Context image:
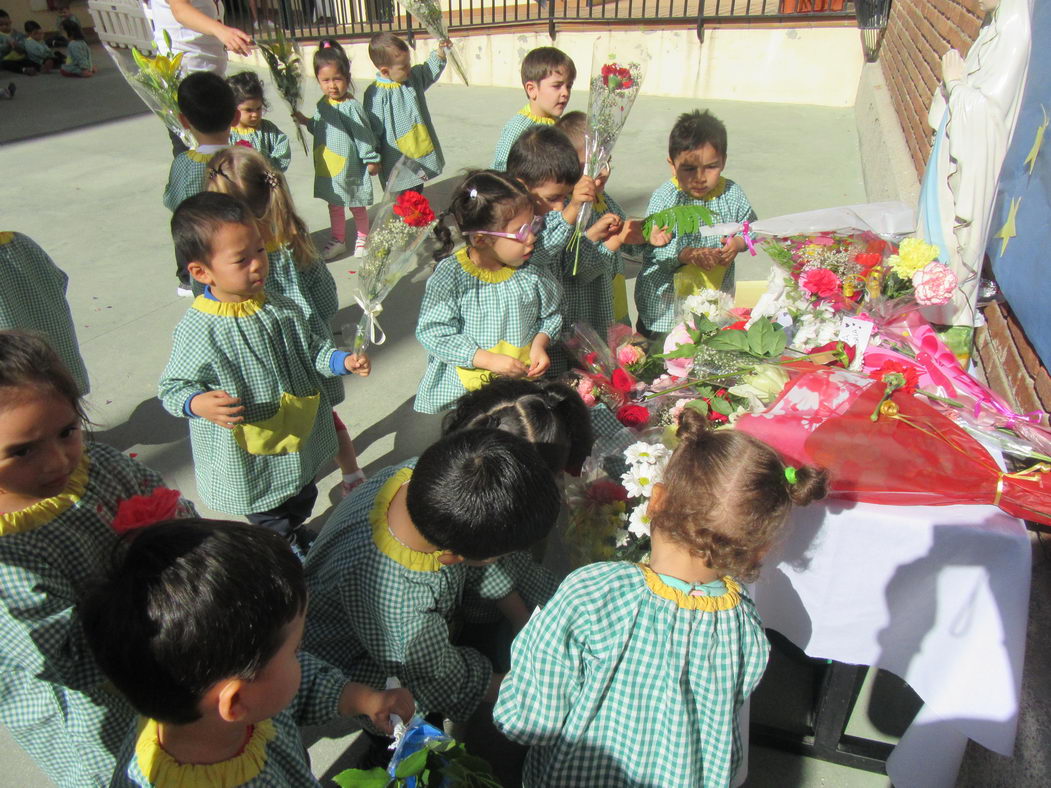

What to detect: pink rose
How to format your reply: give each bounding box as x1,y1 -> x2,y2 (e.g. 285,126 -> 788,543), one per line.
799,268 -> 842,299
662,322 -> 695,378
616,343 -> 644,367
575,376 -> 597,407
912,262 -> 957,306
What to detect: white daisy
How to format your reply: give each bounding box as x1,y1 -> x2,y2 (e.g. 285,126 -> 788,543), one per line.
627,506 -> 652,538
621,465 -> 657,499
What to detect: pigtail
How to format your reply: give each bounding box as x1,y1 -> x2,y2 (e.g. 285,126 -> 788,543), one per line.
433,170 -> 532,262
538,380 -> 594,476
785,464 -> 829,507
432,210 -> 455,261
675,407 -> 712,445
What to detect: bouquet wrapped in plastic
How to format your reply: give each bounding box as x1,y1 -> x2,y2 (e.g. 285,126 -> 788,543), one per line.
106,31 -> 191,148
398,0 -> 469,85
256,30 -> 309,155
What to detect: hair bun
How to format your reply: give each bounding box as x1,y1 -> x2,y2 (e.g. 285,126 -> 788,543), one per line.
787,464 -> 829,507
676,407 -> 711,444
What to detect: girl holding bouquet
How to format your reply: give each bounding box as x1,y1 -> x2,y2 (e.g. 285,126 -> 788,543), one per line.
494,409 -> 828,787
205,146 -> 366,494
414,171 -> 562,414
0,331 -> 195,785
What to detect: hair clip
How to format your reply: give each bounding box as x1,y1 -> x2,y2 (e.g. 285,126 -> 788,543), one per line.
468,187 -> 478,199
207,167 -> 221,179
784,466 -> 797,485
321,40 -> 332,48
263,171 -> 280,189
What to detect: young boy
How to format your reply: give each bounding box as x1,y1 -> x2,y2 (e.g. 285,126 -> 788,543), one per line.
636,110 -> 757,337
302,428 -> 560,728
491,46 -> 575,171
82,518 -> 414,787
21,21 -> 61,72
164,71 -> 236,296
363,32 -> 450,194
158,193 -> 371,553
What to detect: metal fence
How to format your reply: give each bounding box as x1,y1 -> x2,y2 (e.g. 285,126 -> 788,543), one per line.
238,0 -> 856,44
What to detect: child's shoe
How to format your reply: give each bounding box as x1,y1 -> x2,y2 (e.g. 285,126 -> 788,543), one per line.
0,82 -> 13,99
323,238 -> 347,260
353,234 -> 368,257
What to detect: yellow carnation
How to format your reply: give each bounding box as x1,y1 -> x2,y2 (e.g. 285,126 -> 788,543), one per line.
888,238 -> 939,278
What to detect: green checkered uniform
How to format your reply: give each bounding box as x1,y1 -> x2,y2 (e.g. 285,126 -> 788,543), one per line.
265,241 -> 344,407
415,248 -> 563,414
0,231 -> 90,394
303,463 -> 498,723
163,149 -> 219,212
363,51 -> 446,191
0,442 -> 195,788
62,39 -> 92,75
305,97 -> 381,208
461,551 -> 561,624
494,562 -> 770,787
635,177 -> 756,333
158,292 -> 345,515
491,105 -> 556,171
114,652 -> 346,787
229,119 -> 292,172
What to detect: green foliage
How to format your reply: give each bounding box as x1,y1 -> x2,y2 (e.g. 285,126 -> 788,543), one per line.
642,205 -> 715,241
333,737 -> 500,788
333,767 -> 390,788
762,238 -> 796,271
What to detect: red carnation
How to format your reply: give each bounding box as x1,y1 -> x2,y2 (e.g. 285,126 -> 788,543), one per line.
112,488 -> 183,535
393,191 -> 435,227
866,239 -> 888,255
615,403 -> 650,428
873,360 -> 919,394
799,268 -> 842,299
854,252 -> 883,269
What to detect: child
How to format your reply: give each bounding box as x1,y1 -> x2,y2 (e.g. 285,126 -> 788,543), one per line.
414,170 -> 561,415
205,145 -> 367,494
295,39 -> 381,260
491,46 -> 575,171
302,427 -> 561,725
363,32 -> 449,193
82,518 -> 415,787
494,409 -> 829,786
636,110 -> 757,337
0,230 -> 90,394
157,192 -> 371,552
163,71 -> 236,296
0,9 -> 34,76
46,1 -> 79,47
227,70 -> 292,172
0,330 -> 195,786
21,21 -> 61,73
58,18 -> 94,78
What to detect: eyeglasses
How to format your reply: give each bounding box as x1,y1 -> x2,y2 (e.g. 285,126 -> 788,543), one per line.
473,214 -> 544,244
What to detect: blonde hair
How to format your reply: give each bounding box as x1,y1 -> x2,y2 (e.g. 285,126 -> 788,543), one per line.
205,147 -> 318,270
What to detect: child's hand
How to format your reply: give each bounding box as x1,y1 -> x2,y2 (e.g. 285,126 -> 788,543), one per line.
437,38 -> 452,59
293,110 -> 310,126
340,683 -> 416,735
616,218 -> 646,246
344,353 -> 371,377
190,391 -> 244,428
717,235 -> 743,264
474,349 -> 528,378
527,334 -> 551,378
585,212 -> 621,243
647,223 -> 672,247
366,162 -> 379,176
569,175 -> 596,209
679,247 -> 722,271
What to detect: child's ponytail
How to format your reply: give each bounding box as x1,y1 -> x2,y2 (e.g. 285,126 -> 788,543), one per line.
432,170 -> 532,262
432,210 -> 456,262
784,464 -> 829,508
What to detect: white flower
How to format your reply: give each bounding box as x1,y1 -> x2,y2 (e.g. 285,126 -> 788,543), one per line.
621,465 -> 657,498
683,289 -> 734,325
627,505 -> 652,538
624,441 -> 669,467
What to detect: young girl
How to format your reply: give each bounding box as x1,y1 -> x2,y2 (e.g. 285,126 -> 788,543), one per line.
227,70 -> 292,171
57,18 -> 93,78
295,39 -> 381,261
414,170 -> 562,414
0,331 -> 196,786
206,145 -> 366,494
494,409 -> 829,787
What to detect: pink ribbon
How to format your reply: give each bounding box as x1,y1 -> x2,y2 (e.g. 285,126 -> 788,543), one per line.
741,221 -> 757,257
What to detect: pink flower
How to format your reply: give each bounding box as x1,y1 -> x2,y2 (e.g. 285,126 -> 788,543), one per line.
811,235 -> 835,246
912,262 -> 957,306
662,322 -> 695,378
575,376 -> 597,407
616,343 -> 644,366
799,268 -> 842,299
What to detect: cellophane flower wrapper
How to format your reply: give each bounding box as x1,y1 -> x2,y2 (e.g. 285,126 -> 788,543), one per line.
257,31 -> 309,155
399,0 -> 469,85
107,39 -> 192,148
386,716 -> 449,786
350,159 -> 436,353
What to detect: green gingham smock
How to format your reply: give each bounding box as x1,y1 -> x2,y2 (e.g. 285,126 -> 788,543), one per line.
494,562 -> 770,787
363,51 -> 446,191
303,463 -> 499,723
265,239 -> 344,407
491,105 -> 556,171
0,231 -> 90,394
0,442 -> 195,788
414,248 -> 563,414
62,39 -> 92,75
158,292 -> 345,515
163,149 -> 219,212
305,96 -> 381,208
113,652 -> 347,787
461,551 -> 561,624
635,177 -> 756,333
229,119 -> 292,172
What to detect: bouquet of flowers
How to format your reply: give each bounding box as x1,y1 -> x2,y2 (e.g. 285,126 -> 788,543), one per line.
257,30 -> 309,155
398,0 -> 469,85
108,31 -> 191,148
349,160 -> 437,353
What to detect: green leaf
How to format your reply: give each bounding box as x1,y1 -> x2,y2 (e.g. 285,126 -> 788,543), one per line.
745,318 -> 786,358
642,205 -> 716,240
662,343 -> 697,360
455,754 -> 496,775
332,767 -> 391,788
709,395 -> 733,416
163,29 -> 173,53
707,330 -> 751,353
691,316 -> 719,335
685,399 -> 709,417
394,749 -> 429,779
131,46 -> 149,72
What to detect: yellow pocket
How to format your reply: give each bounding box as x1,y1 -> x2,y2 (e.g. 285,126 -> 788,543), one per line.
612,273 -> 629,323
395,123 -> 435,159
234,392 -> 321,456
675,264 -> 727,296
314,146 -> 346,178
456,341 -> 531,391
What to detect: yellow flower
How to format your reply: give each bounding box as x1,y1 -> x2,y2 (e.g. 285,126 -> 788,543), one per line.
887,237 -> 939,279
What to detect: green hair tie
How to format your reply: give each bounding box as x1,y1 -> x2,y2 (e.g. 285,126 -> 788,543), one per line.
784,466 -> 798,485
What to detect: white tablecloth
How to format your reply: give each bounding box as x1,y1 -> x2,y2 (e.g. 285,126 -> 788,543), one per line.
752,500 -> 1031,788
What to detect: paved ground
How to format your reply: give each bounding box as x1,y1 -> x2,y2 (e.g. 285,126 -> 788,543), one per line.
5,41 -> 1046,788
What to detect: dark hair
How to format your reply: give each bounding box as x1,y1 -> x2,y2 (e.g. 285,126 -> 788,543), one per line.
171,191 -> 254,266
521,46 -> 576,86
177,71 -> 237,134
506,126 -> 581,189
368,31 -> 409,68
81,518 -> 307,725
227,71 -> 267,109
555,111 -> 587,146
59,18 -> 83,40
0,330 -> 85,422
669,110 -> 728,162
653,409 -> 828,582
24,20 -> 40,33
407,429 -> 560,560
313,38 -> 351,82
0,11 -> 9,19
432,170 -> 532,261
443,378 -> 593,477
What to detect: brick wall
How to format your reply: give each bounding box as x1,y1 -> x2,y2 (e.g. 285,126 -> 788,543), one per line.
880,0 -> 984,176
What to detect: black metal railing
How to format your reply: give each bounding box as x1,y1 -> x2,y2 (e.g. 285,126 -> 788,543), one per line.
233,0 -> 855,45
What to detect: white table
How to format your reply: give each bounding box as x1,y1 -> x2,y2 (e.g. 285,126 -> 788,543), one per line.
752,500 -> 1032,788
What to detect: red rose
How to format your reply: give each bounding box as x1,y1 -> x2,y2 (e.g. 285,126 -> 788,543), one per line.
854,252 -> 882,269
610,367 -> 635,394
112,488 -> 183,534
586,480 -> 629,504
807,341 -> 856,368
393,191 -> 436,227
615,403 -> 650,428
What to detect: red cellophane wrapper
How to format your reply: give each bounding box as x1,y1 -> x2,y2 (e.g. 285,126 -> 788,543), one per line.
735,363 -> 1051,525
